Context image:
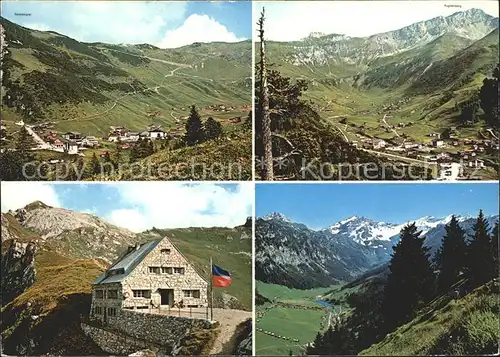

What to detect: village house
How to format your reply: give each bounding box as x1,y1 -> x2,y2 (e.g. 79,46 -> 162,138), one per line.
90,237 -> 208,323
372,139 -> 387,150
63,131 -> 82,140
468,159 -> 485,168
108,136 -> 119,143
149,128 -> 166,139
53,139 -> 64,150
139,131 -> 150,138
62,139 -> 79,154
82,136 -> 99,147
125,132 -> 140,142
429,132 -> 441,139
432,139 -> 444,147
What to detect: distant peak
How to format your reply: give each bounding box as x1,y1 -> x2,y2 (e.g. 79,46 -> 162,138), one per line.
262,212 -> 292,223
23,200 -> 51,210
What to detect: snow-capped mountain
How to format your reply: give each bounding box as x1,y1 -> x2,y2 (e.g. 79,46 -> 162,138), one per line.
256,212 -> 499,289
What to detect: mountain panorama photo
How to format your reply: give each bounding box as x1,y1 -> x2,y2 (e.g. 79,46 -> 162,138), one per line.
0,1 -> 499,357
1,182 -> 253,356
255,2 -> 499,181
0,1 -> 252,181
255,183 -> 499,356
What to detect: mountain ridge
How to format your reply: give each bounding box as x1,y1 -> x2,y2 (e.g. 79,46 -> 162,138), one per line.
255,212 -> 499,289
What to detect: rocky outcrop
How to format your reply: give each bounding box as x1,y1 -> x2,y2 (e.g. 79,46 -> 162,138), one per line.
11,203 -> 138,262
233,319 -> 252,356
1,239 -> 37,305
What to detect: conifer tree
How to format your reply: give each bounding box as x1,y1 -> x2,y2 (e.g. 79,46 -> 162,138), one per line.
204,117 -> 223,141
184,105 -> 205,146
491,221 -> 499,268
435,215 -> 467,292
466,210 -> 495,287
479,64 -> 499,127
129,139 -> 139,163
382,223 -> 435,330
113,142 -> 123,169
90,153 -> 101,176
257,7 -> 273,180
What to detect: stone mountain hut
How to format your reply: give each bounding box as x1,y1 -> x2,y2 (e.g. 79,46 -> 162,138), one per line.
90,236 -> 208,323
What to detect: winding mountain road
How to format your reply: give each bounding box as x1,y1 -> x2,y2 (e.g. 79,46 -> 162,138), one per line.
360,147 -> 438,166
382,114 -> 400,137
57,65 -> 187,124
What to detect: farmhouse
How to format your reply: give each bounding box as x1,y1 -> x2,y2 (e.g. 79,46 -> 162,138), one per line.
432,139 -> 444,147
149,128 -> 166,139
125,132 -> 140,142
372,139 -> 387,150
82,136 -> 99,147
63,131 -> 82,140
90,237 -> 208,323
62,139 -> 79,154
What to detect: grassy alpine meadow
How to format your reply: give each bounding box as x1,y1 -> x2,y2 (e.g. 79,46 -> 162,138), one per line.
0,16 -> 252,181
139,226 -> 252,311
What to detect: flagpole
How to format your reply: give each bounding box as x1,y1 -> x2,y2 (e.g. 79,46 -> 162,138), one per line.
210,256 -> 213,321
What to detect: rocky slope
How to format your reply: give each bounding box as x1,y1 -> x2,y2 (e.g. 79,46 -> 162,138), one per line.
256,212 -> 499,289
1,239 -> 37,305
8,201 -> 138,263
1,201 -> 253,355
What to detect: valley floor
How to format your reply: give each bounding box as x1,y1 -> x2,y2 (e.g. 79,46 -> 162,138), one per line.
255,282 -> 345,356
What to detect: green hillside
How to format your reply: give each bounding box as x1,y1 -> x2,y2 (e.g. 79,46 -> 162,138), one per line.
360,281 -> 499,356
260,26 -> 499,180
1,17 -> 251,136
140,225 -> 252,311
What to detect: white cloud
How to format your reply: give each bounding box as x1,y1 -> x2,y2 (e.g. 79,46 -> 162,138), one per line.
157,14 -> 246,48
1,182 -> 61,212
4,1 -> 188,45
106,183 -> 253,232
256,1 -> 499,41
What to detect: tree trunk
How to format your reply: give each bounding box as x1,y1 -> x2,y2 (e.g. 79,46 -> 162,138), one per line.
258,8 -> 273,180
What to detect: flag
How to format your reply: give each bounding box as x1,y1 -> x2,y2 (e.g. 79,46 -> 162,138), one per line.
212,264 -> 232,287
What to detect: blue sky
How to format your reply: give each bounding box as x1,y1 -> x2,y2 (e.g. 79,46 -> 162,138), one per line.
256,183 -> 499,229
1,182 -> 253,232
1,1 -> 251,48
258,1 -> 499,41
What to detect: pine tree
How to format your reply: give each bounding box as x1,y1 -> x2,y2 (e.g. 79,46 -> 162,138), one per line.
90,153 -> 101,176
16,126 -> 36,158
244,110 -> 252,130
129,139 -> 139,163
382,223 -> 435,330
491,221 -> 499,268
479,64 -> 499,127
184,105 -> 205,146
307,332 -> 324,355
435,215 -> 467,292
102,151 -> 112,175
113,142 -> 123,169
466,210 -> 495,287
204,117 -> 223,141
257,7 -> 273,180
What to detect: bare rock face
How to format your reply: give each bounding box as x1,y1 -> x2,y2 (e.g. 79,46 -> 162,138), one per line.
11,203 -> 138,262
1,239 -> 37,304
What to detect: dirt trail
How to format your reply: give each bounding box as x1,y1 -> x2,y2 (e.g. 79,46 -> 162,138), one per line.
209,308 -> 252,355
382,114 -> 400,137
